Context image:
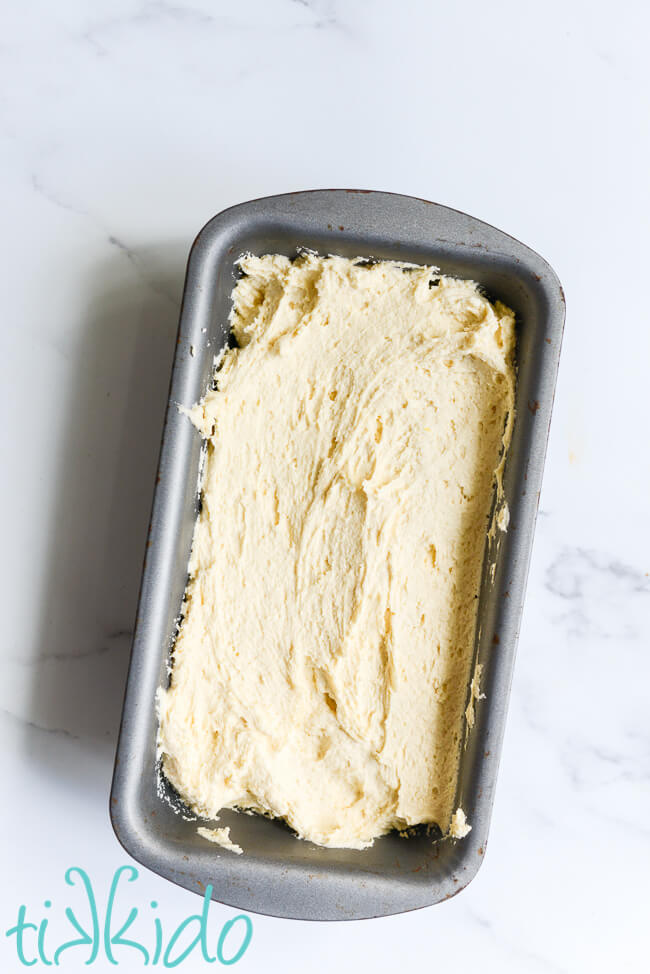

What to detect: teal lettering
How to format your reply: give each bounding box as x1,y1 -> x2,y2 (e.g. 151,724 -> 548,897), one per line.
38,904 -> 53,966
163,885 -> 215,968
104,866 -> 149,965
6,905 -> 38,966
54,909 -> 94,965
54,868 -> 99,965
151,902 -> 163,965
217,915 -> 253,966
7,867 -> 253,969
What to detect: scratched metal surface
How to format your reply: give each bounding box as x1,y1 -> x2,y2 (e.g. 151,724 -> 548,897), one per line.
110,190 -> 565,920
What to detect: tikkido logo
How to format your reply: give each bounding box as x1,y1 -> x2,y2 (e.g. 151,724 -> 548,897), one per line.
5,866 -> 253,968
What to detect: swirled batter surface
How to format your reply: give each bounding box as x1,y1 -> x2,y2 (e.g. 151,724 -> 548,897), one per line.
158,254 -> 515,849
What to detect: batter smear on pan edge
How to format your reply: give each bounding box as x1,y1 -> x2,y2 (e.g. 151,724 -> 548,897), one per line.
158,254 -> 515,850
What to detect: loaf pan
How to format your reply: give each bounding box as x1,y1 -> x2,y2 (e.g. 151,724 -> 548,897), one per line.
110,190 -> 565,920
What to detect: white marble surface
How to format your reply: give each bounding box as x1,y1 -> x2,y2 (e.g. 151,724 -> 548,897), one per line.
2,0 -> 649,970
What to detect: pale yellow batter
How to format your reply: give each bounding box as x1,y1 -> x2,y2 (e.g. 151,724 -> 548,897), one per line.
158,253 -> 515,850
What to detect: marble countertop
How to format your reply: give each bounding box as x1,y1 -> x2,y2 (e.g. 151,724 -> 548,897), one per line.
2,1 -> 648,970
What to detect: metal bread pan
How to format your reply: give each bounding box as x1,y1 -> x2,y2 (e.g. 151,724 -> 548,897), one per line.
110,190 -> 565,920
